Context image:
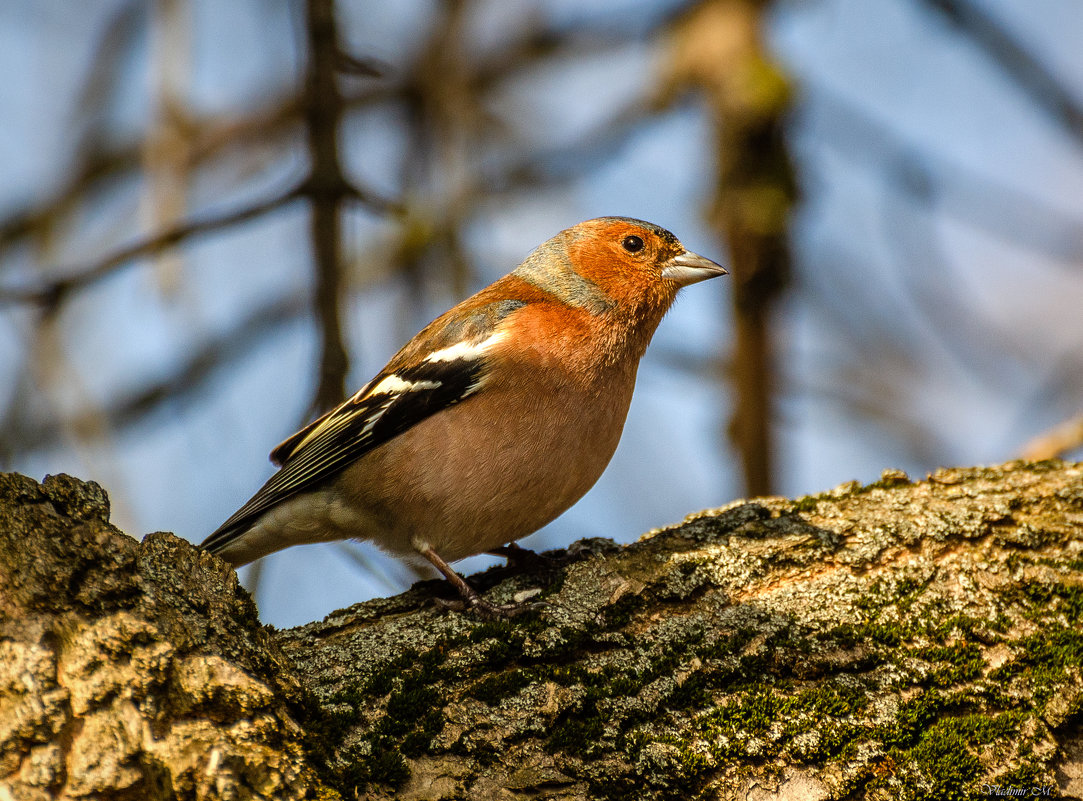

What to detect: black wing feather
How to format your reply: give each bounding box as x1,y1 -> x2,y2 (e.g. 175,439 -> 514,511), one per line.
202,357 -> 484,553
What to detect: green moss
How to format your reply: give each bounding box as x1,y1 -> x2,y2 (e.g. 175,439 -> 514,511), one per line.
787,681 -> 868,718
466,669 -> 533,705
863,473 -> 912,491
1010,579 -> 1083,622
336,679 -> 448,789
361,648 -> 422,697
918,642 -> 985,687
586,775 -> 641,801
339,742 -> 410,791
546,696 -> 606,756
821,620 -> 907,649
908,725 -> 981,800
602,592 -> 642,627
992,579 -> 1083,706
791,722 -> 862,762
881,689 -> 954,750
665,671 -> 711,710
419,642 -> 452,671
1025,458 -> 1067,472
276,461 -> 1083,801
698,624 -> 760,660
480,632 -> 527,668
852,575 -> 922,612
703,684 -> 778,751
926,612 -> 1008,640
790,472 -> 909,514
952,711 -> 1023,744
468,619 -> 517,643
538,626 -> 594,661
880,701 -> 1024,801
677,675 -> 872,766
307,649 -> 450,792
603,668 -> 643,698
989,761 -> 1048,791
297,464 -> 1083,797
310,689 -> 362,745
791,494 -> 825,513
674,741 -> 714,778
401,708 -> 446,757
382,675 -> 444,738
313,638 -> 459,791
991,625 -> 1083,704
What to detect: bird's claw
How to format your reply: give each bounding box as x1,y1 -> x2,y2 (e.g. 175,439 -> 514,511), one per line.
434,593 -> 544,620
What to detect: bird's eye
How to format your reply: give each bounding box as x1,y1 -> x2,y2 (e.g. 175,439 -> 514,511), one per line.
621,235 -> 644,253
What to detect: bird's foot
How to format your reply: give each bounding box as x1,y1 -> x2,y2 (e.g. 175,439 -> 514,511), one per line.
420,544 -> 543,619
434,590 -> 541,620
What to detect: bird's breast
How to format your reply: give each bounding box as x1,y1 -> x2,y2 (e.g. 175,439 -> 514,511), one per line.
334,359 -> 639,561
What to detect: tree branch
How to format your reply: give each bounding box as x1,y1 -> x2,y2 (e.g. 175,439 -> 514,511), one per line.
0,294 -> 308,454
4,461 -> 1082,798
301,0 -> 351,413
1021,413 -> 1083,460
807,87 -> 1083,265
0,185 -> 305,308
660,0 -> 796,496
920,0 -> 1083,143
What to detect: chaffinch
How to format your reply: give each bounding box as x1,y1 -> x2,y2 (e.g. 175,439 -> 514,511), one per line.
203,217 -> 726,616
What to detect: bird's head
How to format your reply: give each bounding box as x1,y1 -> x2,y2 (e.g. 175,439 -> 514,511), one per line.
515,217 -> 727,323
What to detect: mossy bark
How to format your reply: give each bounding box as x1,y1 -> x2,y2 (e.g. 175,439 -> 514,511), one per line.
2,462 -> 1082,800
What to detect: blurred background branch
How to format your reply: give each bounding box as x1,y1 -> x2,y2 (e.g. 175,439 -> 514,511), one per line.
660,0 -> 796,496
921,0 -> 1083,141
1022,413 -> 1083,461
0,184 -> 303,307
301,0 -> 353,412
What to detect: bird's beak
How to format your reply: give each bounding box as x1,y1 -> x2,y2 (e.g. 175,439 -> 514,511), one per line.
661,250 -> 728,286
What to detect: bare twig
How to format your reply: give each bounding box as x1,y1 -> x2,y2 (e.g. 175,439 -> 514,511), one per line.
1,293 -> 308,454
920,0 -> 1083,142
0,0 -> 147,261
144,0 -> 192,294
0,100 -> 292,266
492,102 -> 665,190
0,89 -> 398,269
808,89 -> 1083,265
1021,414 -> 1083,461
0,185 -> 304,308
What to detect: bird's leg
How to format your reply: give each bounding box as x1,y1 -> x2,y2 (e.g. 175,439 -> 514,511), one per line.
419,545 -> 481,605
487,542 -> 554,570
419,545 -> 532,619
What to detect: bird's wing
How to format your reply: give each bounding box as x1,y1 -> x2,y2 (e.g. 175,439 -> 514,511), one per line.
202,297 -> 525,553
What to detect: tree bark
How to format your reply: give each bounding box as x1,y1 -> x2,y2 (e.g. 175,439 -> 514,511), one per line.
2,461 -> 1082,800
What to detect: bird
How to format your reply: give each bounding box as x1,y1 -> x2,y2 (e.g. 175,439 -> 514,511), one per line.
202,217 -> 727,617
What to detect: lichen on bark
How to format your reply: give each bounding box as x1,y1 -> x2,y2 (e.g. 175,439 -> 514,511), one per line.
2,461 -> 1082,800
0,472 -> 333,800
